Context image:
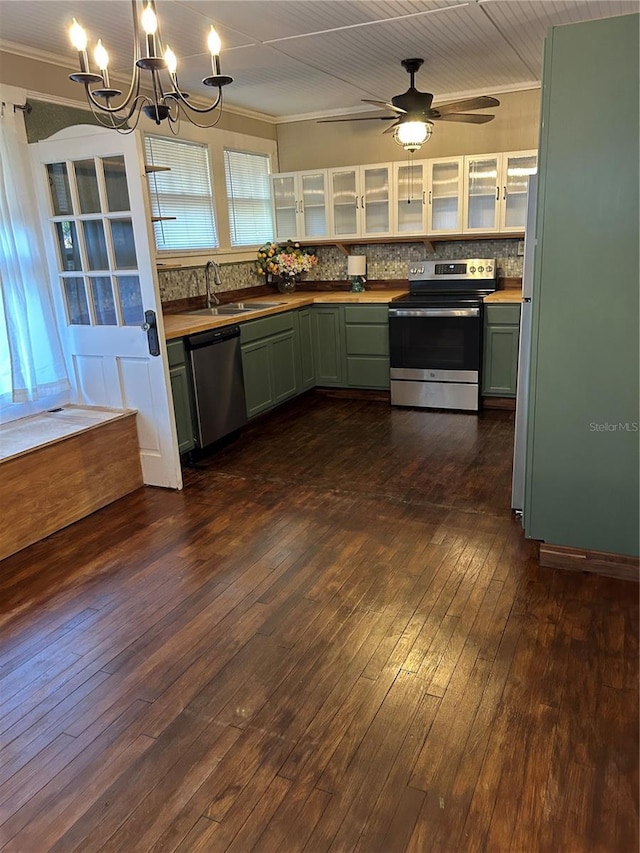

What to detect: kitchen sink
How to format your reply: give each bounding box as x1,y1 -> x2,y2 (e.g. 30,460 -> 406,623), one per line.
186,300 -> 285,317
187,307 -> 249,316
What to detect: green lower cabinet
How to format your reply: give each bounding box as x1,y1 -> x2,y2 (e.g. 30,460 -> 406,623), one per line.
312,306 -> 345,386
240,314 -> 299,419
482,305 -> 521,397
295,308 -> 315,391
344,309 -> 390,389
166,339 -> 195,454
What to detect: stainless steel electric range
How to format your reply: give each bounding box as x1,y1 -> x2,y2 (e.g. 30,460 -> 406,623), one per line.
388,259 -> 497,411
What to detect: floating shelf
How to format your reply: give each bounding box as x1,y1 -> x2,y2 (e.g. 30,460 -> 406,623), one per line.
145,165 -> 171,174
151,216 -> 177,222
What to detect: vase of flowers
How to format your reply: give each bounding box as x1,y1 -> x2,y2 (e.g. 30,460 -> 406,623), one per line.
255,241 -> 318,293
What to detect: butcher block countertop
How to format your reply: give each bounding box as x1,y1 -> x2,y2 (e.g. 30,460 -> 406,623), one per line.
483,289 -> 523,304
163,290 -> 408,340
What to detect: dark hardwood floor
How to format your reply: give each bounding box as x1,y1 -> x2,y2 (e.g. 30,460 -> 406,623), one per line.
0,395 -> 637,852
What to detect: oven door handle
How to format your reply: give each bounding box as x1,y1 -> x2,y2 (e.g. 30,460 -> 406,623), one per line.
388,307 -> 480,318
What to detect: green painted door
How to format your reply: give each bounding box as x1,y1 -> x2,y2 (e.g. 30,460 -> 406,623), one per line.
166,339 -> 195,454
296,308 -> 315,391
313,306 -> 345,386
270,332 -> 298,404
525,14 -> 640,556
241,339 -> 274,418
482,306 -> 520,397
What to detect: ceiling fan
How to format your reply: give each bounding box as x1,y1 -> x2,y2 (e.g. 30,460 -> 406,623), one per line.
319,58 -> 500,150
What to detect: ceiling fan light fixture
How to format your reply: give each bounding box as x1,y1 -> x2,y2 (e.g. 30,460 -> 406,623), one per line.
393,120 -> 433,152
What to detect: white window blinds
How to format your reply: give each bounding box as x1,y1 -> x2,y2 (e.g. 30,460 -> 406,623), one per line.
144,135 -> 218,251
224,149 -> 274,246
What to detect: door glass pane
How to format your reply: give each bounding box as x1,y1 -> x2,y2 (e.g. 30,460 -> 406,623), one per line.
504,154 -> 537,228
467,157 -> 498,230
332,170 -> 357,236
431,161 -> 460,231
301,173 -> 327,237
62,277 -> 90,324
47,163 -> 73,215
89,276 -> 117,325
272,176 -> 297,239
115,275 -> 144,326
102,155 -> 130,211
110,218 -> 137,269
82,220 -> 109,270
363,167 -> 389,234
74,159 -> 101,214
54,221 -> 82,271
396,163 -> 423,233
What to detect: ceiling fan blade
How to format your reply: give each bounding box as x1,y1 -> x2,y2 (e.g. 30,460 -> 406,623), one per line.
382,120 -> 402,135
362,99 -> 406,114
317,115 -> 398,123
433,96 -> 500,116
435,113 -> 495,123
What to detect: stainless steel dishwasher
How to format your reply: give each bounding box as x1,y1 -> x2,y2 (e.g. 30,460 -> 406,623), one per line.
184,325 -> 247,448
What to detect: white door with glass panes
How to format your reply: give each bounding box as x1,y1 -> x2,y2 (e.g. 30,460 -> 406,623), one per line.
329,163 -> 393,239
271,170 -> 330,241
30,125 -> 182,490
463,153 -> 501,233
361,163 -> 393,238
427,156 -> 464,234
499,150 -> 538,232
393,160 -> 427,235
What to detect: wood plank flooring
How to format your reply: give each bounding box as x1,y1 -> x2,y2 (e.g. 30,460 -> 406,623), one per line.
0,395 -> 637,852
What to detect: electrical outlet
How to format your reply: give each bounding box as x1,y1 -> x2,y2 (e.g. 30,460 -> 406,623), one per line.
517,240 -> 525,256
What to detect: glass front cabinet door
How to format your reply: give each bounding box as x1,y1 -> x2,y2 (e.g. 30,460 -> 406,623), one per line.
463,153 -> 500,233
271,170 -> 330,241
499,150 -> 538,232
329,167 -> 360,239
393,160 -> 427,235
427,156 -> 464,234
360,163 -> 393,238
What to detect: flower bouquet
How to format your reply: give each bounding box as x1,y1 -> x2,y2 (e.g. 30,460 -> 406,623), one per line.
256,241 -> 318,292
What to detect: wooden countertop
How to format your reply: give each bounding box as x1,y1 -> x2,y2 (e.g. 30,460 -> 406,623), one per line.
484,289 -> 523,304
163,290 -> 408,339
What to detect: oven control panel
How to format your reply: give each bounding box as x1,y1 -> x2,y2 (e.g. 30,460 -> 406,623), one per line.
409,259 -> 495,280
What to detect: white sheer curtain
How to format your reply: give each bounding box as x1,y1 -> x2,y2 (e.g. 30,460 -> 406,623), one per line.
0,87 -> 70,422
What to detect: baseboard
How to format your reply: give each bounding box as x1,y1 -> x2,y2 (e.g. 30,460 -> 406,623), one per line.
315,388 -> 391,403
482,397 -> 516,410
539,543 -> 640,582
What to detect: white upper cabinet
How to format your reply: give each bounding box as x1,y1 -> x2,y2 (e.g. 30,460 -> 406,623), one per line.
463,150 -> 538,234
499,150 -> 538,233
272,149 -> 536,242
271,169 -> 330,242
329,163 -> 394,239
426,156 -> 464,235
393,160 -> 428,236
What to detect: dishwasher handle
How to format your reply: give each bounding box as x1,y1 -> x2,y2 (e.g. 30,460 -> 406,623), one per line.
184,324 -> 240,350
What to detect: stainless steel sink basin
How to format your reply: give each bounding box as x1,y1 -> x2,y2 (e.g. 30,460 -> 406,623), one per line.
186,307 -> 248,316
186,301 -> 285,317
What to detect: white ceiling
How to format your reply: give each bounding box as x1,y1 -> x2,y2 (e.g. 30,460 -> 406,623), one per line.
0,0 -> 637,121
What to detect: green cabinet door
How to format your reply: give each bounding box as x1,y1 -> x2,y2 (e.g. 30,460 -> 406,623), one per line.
271,331 -> 298,404
295,308 -> 315,391
482,305 -> 520,397
312,306 -> 345,386
166,339 -> 195,454
241,338 -> 274,418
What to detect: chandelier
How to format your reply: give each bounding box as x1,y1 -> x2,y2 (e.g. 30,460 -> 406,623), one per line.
68,0 -> 233,133
393,119 -> 434,152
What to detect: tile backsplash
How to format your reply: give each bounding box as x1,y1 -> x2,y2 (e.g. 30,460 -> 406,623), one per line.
157,238 -> 523,303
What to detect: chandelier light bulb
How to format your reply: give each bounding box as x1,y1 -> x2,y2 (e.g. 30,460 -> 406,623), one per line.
69,18 -> 87,51
394,120 -> 433,151
164,46 -> 177,75
207,26 -> 222,56
141,4 -> 158,35
94,40 -> 109,71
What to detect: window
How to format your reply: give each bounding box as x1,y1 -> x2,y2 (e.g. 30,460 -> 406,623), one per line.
224,149 -> 274,246
144,135 -> 218,251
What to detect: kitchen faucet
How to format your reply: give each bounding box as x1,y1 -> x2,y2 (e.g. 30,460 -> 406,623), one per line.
205,260 -> 222,307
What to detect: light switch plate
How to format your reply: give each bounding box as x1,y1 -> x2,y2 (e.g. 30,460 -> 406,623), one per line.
517,240 -> 525,256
